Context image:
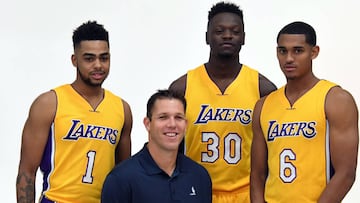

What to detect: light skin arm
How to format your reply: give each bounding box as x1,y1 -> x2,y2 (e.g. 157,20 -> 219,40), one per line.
250,97 -> 268,203
258,73 -> 277,98
318,87 -> 359,202
16,91 -> 56,203
115,99 -> 133,163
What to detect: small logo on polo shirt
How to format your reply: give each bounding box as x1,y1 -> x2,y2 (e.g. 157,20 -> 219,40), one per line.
189,186 -> 196,196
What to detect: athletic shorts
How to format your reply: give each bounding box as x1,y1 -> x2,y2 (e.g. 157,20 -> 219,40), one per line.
212,189 -> 250,203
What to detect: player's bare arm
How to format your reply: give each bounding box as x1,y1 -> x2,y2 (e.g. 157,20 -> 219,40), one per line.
250,97 -> 268,203
168,74 -> 187,97
318,87 -> 359,203
258,73 -> 277,98
16,91 -> 56,203
115,99 -> 133,163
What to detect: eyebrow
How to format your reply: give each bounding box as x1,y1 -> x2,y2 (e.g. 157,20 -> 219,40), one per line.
83,52 -> 110,56
277,46 -> 304,49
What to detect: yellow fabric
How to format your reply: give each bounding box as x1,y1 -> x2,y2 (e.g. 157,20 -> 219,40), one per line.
260,80 -> 337,203
185,64 -> 259,202
42,84 -> 124,203
213,190 -> 250,203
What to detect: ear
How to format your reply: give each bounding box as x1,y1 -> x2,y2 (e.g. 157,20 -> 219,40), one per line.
71,54 -> 77,67
241,32 -> 245,45
143,117 -> 151,131
311,45 -> 320,60
205,31 -> 209,45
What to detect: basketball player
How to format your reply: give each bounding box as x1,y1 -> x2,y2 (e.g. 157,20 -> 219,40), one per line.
16,21 -> 133,203
169,2 -> 277,202
250,21 -> 359,202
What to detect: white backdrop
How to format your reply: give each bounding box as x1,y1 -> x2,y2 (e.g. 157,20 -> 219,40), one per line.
1,0 -> 359,201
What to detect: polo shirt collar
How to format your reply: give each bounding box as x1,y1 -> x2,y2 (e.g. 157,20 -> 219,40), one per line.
138,143 -> 183,177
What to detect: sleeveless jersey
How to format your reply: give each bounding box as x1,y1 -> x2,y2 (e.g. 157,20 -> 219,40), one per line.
185,64 -> 259,194
260,80 -> 337,203
39,84 -> 125,203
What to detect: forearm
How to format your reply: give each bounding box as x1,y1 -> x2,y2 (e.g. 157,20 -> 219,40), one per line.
318,172 -> 355,203
16,171 -> 36,203
250,174 -> 266,203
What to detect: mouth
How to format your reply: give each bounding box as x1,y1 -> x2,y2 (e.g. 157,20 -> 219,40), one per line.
221,42 -> 234,48
165,132 -> 177,137
284,64 -> 296,71
91,72 -> 105,80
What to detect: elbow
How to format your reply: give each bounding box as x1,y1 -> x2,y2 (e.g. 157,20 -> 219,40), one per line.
347,170 -> 356,187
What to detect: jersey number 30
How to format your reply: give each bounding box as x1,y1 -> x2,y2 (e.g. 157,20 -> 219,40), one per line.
201,132 -> 242,164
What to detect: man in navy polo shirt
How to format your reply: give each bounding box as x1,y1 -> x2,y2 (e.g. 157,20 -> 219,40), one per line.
101,89 -> 212,203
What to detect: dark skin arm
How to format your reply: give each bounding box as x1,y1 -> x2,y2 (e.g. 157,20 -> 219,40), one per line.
115,99 -> 133,163
169,74 -> 187,97
250,97 -> 268,203
318,87 -> 358,202
259,73 -> 277,97
16,91 -> 56,203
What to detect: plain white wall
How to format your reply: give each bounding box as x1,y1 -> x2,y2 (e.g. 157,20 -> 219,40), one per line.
1,0 -> 359,201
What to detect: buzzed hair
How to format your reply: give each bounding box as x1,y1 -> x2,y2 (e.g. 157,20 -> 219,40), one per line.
277,21 -> 317,46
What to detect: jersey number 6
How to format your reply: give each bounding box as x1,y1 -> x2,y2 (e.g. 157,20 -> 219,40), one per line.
280,149 -> 297,183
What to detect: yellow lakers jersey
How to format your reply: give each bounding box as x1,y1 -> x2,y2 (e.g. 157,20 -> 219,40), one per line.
40,84 -> 125,203
185,64 -> 259,193
260,80 -> 337,203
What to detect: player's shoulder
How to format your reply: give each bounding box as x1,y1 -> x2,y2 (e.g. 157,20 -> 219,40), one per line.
32,89 -> 57,106
327,85 -> 356,104
169,73 -> 187,96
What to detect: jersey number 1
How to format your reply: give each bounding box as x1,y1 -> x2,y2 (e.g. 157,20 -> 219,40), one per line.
82,150 -> 96,184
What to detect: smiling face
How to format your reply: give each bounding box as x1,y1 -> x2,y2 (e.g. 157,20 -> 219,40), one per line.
276,34 -> 319,81
206,12 -> 245,58
144,98 -> 187,153
71,40 -> 110,87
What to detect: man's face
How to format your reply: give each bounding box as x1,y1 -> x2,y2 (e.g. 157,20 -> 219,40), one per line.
71,40 -> 110,87
277,34 -> 319,80
206,12 -> 245,58
144,98 -> 187,152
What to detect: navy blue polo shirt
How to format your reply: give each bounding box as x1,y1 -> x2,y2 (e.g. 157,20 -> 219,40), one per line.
101,143 -> 212,203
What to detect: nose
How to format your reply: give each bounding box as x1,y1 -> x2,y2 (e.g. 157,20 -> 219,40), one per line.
166,117 -> 176,128
285,53 -> 294,63
94,58 -> 102,69
222,29 -> 232,39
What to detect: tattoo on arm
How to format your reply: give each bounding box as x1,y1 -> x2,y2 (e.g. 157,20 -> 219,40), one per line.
16,172 -> 35,203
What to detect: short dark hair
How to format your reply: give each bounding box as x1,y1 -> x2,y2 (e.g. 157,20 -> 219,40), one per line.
277,21 -> 317,46
208,1 -> 244,27
146,89 -> 187,120
72,20 -> 109,50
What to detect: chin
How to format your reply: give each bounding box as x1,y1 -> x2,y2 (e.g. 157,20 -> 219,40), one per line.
218,52 -> 235,58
